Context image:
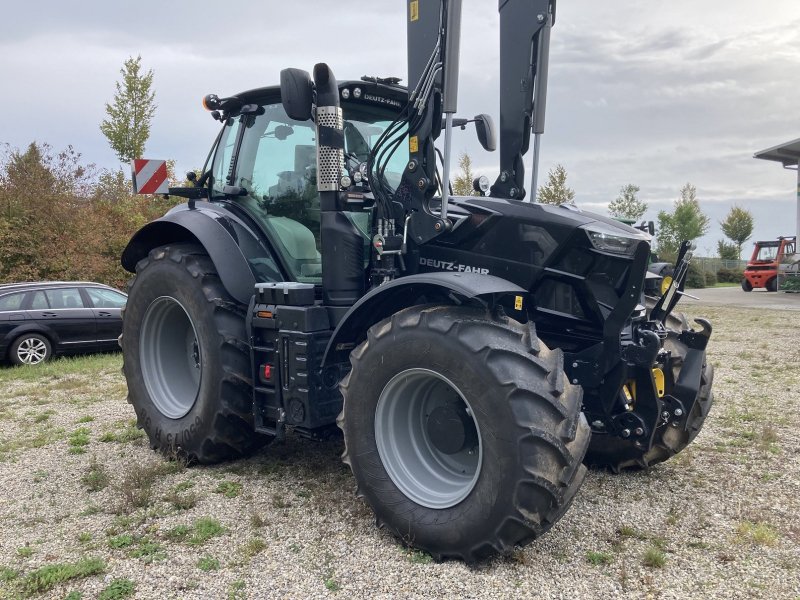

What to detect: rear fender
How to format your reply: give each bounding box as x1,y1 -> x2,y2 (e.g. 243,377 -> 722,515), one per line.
322,272 -> 527,366
121,203 -> 271,305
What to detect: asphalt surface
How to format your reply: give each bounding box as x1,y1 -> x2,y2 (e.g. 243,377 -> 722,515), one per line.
681,285 -> 800,311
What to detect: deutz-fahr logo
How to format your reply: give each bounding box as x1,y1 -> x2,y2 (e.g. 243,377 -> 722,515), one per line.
363,94 -> 403,109
420,258 -> 490,275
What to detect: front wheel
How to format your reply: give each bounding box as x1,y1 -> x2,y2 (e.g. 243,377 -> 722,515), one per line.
122,243 -> 269,463
741,278 -> 753,292
766,277 -> 778,292
10,333 -> 52,366
339,305 -> 589,562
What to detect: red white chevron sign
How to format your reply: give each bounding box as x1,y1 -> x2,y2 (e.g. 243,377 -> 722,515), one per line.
131,159 -> 169,195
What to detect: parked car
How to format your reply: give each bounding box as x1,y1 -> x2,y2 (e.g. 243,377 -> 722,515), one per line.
0,282 -> 127,365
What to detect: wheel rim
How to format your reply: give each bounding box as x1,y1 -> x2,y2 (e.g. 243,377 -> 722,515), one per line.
375,368 -> 482,509
140,296 -> 202,420
17,337 -> 47,365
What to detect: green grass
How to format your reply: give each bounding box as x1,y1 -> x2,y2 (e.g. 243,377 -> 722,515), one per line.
75,415 -> 95,424
82,457 -> 110,492
16,546 -> 33,558
68,427 -> 91,454
197,556 -> 220,572
643,546 -> 667,568
99,578 -> 135,600
188,517 -> 225,546
240,538 -> 267,558
165,524 -> 191,541
0,566 -> 18,582
107,534 -> 135,549
586,551 -> 612,566
736,521 -> 779,546
215,480 -> 243,498
128,538 -> 166,563
22,557 -> 106,594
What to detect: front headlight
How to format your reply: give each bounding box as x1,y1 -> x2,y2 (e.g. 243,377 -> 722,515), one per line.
581,222 -> 648,256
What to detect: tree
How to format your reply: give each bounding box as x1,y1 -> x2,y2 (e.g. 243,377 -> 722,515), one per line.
452,152 -> 478,196
655,183 -> 710,260
720,205 -> 754,259
100,55 -> 157,164
717,239 -> 739,260
608,184 -> 647,221
537,164 -> 575,205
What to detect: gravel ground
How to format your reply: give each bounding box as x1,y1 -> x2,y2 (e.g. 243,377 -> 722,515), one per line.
0,302 -> 798,599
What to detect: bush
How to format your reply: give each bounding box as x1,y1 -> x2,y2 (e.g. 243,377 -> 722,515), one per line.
704,270 -> 717,286
717,267 -> 744,284
686,263 -> 706,288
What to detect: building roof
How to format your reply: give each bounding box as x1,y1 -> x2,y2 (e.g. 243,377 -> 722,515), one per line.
754,137 -> 800,167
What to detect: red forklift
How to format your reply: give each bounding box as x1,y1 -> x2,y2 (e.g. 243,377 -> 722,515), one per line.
742,236 -> 797,291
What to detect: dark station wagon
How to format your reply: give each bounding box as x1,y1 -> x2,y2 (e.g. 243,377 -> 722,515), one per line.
0,282 -> 127,365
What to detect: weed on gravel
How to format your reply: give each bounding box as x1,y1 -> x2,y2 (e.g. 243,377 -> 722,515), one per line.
99,577 -> 135,599
21,556 -> 106,595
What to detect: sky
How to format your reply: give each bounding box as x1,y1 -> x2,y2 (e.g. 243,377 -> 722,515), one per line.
2,0 -> 799,257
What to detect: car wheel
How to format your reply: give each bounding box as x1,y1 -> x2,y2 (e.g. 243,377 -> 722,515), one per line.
10,334 -> 52,366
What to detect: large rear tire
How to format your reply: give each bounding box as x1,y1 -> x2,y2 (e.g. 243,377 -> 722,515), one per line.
122,243 -> 268,464
584,305 -> 714,471
339,305 -> 589,562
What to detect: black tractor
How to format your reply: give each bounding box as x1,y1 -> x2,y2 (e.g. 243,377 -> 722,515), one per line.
120,0 -> 713,562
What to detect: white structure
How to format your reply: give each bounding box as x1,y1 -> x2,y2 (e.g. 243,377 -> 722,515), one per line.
754,138 -> 800,242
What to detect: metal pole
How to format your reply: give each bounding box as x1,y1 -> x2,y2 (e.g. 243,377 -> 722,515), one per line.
530,133 -> 541,202
441,113 -> 454,220
796,162 -> 800,243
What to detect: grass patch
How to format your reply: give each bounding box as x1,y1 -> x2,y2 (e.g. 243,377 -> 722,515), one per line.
75,415 -> 95,424
99,423 -> 145,444
82,457 -> 110,492
736,521 -> 779,546
0,354 -> 121,384
197,556 -> 220,572
22,557 -> 106,594
189,517 -> 225,546
108,534 -> 135,549
643,546 -> 667,568
406,549 -> 433,564
99,578 -> 135,600
586,551 -> 612,566
115,460 -> 181,513
240,538 -> 267,558
128,538 -> 166,563
68,427 -> 91,454
215,481 -> 243,499
77,532 -> 92,543
0,566 -> 19,582
164,487 -> 197,511
250,512 -> 266,528
165,525 -> 191,542
16,546 -> 33,558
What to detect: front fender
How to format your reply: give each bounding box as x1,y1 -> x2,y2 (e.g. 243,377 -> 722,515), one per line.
322,272 -> 526,366
121,202 -> 269,305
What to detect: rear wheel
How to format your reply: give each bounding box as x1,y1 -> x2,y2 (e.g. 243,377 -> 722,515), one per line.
585,303 -> 714,471
741,278 -> 753,292
339,305 -> 589,562
10,333 -> 52,366
122,243 -> 269,463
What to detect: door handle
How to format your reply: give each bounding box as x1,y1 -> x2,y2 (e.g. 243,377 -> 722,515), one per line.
42,312 -> 57,318
98,311 -> 112,317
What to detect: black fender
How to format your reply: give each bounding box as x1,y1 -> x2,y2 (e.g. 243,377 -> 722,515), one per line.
322,271 -> 527,366
121,202 -> 271,305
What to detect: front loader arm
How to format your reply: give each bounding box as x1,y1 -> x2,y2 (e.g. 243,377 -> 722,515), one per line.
490,0 -> 555,201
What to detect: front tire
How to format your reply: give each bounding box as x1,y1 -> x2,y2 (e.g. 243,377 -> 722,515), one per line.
10,333 -> 52,366
741,278 -> 753,292
766,277 -> 778,292
122,243 -> 268,463
339,305 -> 589,562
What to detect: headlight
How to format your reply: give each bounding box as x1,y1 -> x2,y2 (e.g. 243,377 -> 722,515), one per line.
581,222 -> 648,256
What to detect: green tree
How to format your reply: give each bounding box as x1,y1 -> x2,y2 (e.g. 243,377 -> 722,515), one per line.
452,152 -> 478,196
100,55 -> 157,164
656,183 -> 710,260
537,164 -> 575,205
717,239 -> 739,260
720,205 -> 754,259
608,184 -> 647,221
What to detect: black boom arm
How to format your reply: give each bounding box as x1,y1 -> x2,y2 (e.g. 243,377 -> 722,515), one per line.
490,0 -> 555,201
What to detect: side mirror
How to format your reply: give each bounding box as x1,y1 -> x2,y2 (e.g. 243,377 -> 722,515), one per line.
280,68 -> 314,121
474,114 -> 496,152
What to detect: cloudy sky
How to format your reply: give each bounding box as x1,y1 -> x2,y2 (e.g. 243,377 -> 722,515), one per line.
2,0 -> 799,256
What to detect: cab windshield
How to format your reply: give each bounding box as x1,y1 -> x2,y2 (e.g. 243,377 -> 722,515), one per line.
214,101 -> 406,283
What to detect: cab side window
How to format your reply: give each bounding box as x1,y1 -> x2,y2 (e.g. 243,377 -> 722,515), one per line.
0,293 -> 25,311
30,292 -> 49,310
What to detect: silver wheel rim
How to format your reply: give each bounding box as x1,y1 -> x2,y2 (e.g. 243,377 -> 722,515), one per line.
17,337 -> 47,364
375,368 -> 482,509
140,296 -> 202,420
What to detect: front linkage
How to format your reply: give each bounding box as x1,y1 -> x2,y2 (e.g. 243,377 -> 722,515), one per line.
579,241 -> 714,470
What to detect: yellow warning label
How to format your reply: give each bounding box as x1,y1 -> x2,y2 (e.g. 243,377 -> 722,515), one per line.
409,135 -> 419,153
514,295 -> 523,311
410,0 -> 419,21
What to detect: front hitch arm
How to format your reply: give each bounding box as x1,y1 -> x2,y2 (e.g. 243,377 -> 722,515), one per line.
650,240 -> 694,323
